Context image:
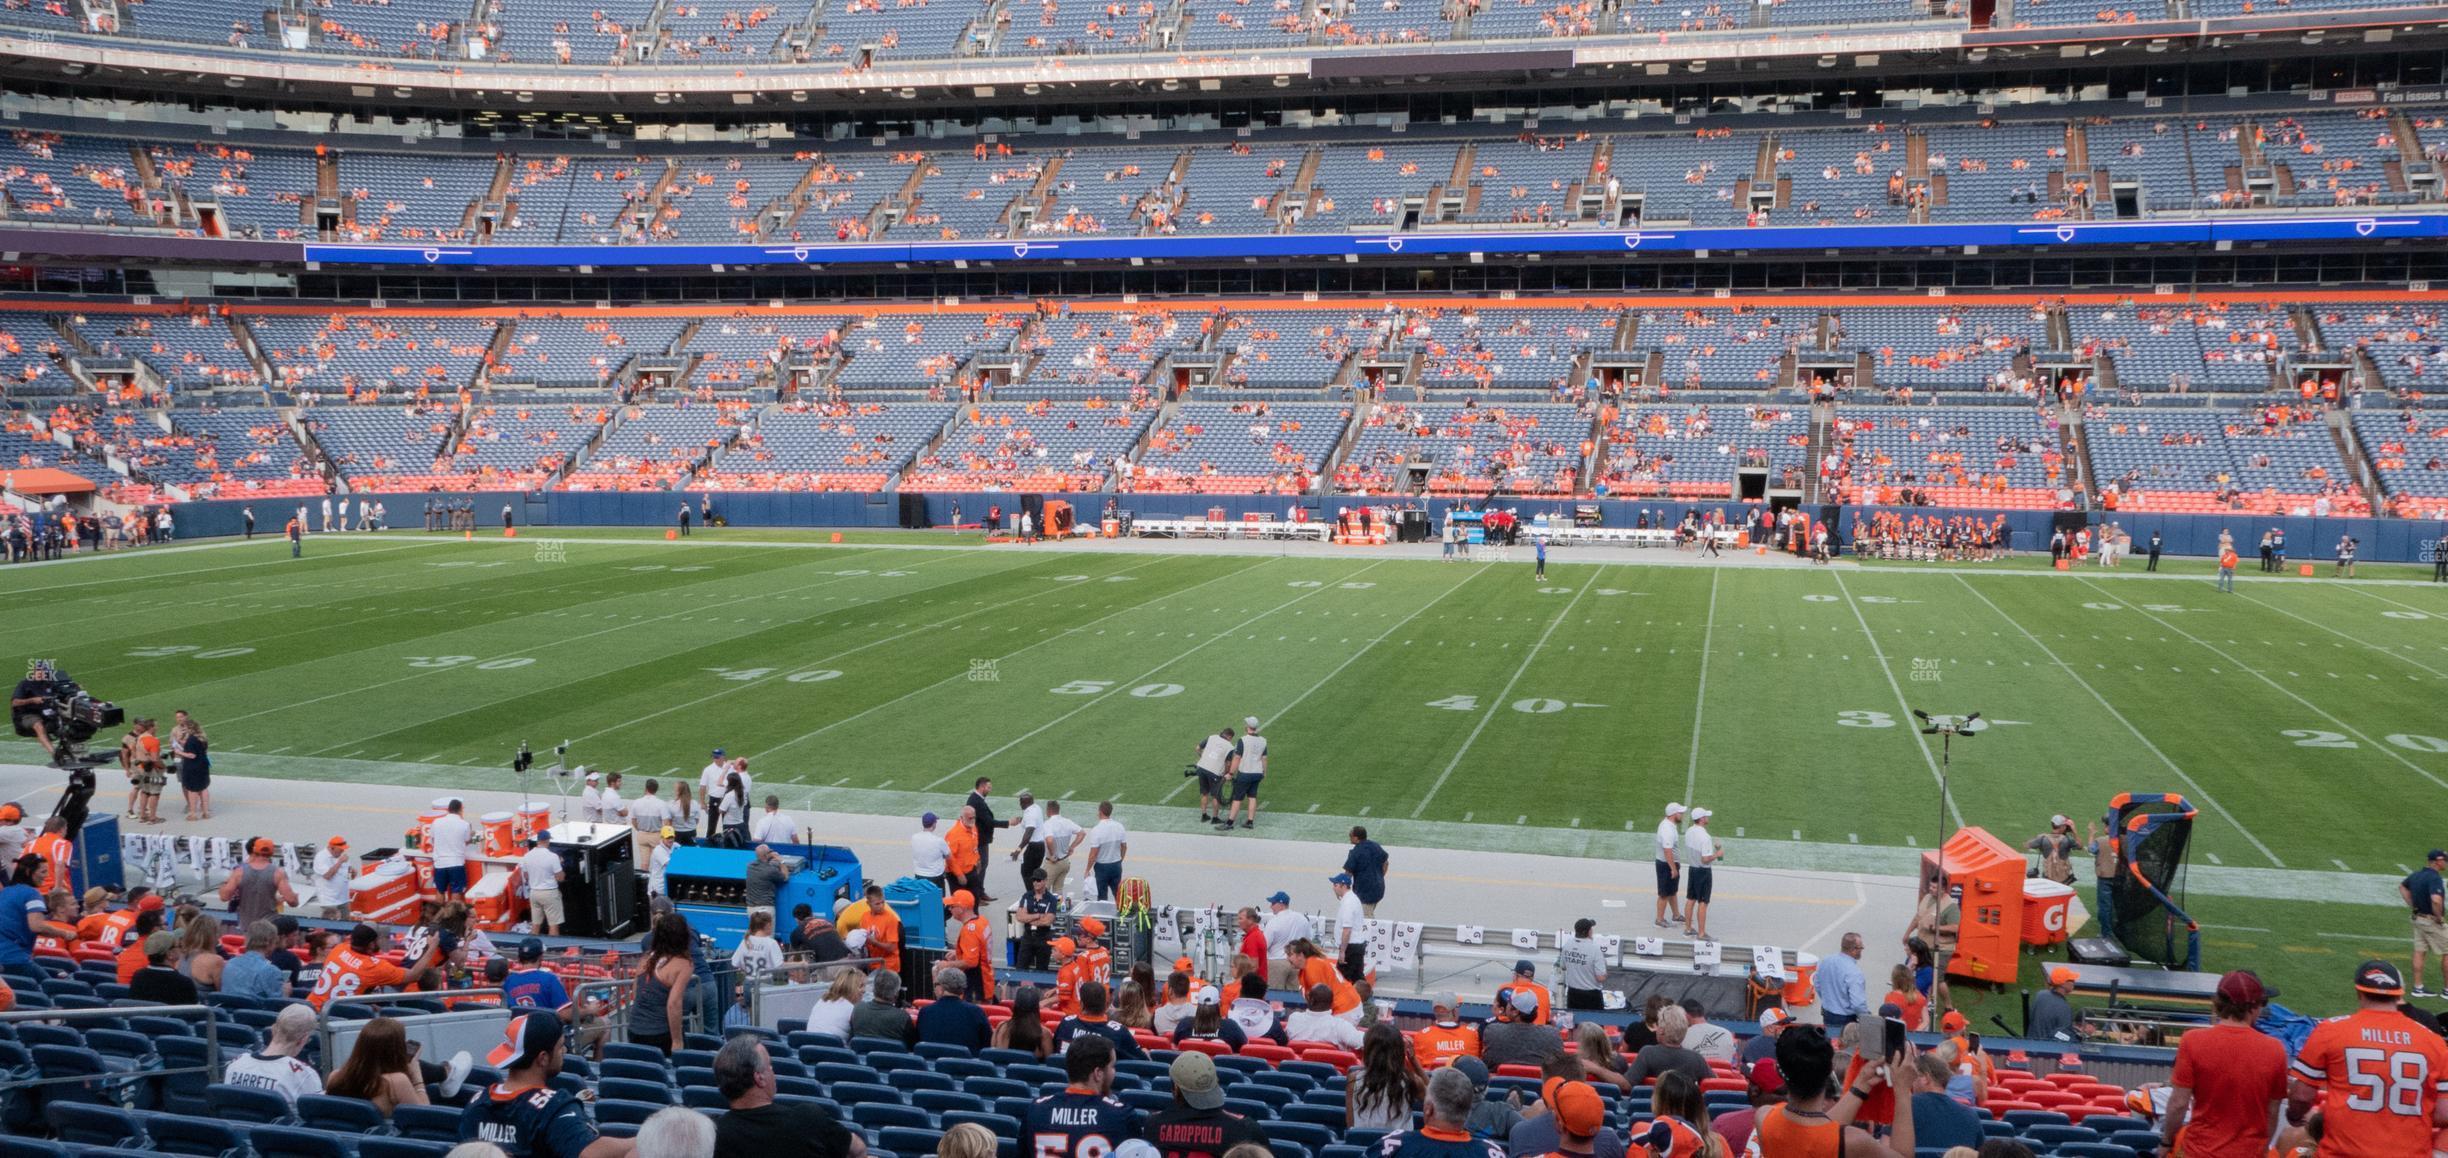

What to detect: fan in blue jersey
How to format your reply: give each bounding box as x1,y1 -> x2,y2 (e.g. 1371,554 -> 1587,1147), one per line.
1027,1033 -> 1141,1158
459,1013 -> 634,1158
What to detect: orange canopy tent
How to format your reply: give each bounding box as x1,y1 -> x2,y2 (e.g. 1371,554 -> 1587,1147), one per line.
2,469 -> 98,495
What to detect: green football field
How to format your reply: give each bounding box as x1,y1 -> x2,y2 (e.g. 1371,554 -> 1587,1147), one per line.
9,528 -> 2448,865
5,527 -> 2447,1009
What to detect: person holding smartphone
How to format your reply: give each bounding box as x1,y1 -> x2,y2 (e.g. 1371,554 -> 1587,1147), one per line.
1749,1023 -> 1916,1158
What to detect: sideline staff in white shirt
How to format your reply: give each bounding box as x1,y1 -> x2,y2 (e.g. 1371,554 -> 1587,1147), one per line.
1653,802 -> 1686,930
1260,891 -> 1314,989
1037,802 -> 1083,897
312,835 -> 352,920
519,834 -> 567,936
911,812 -> 951,889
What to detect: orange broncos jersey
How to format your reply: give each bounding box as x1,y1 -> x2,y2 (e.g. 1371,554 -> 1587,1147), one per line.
2290,1008 -> 2448,1157
308,946 -> 410,1009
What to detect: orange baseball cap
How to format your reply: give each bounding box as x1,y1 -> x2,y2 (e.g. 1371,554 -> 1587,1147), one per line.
1551,1081 -> 1605,1136
1941,1010 -> 1969,1032
1077,917 -> 1106,937
948,890 -> 976,909
2047,967 -> 2079,986
249,838 -> 275,857
328,835 -> 349,848
0,804 -> 20,823
1174,956 -> 1195,973
1051,937 -> 1077,957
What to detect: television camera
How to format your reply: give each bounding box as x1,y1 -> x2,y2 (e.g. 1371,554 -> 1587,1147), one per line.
9,662 -> 124,835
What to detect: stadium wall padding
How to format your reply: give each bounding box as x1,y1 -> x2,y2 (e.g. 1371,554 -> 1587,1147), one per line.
163,493 -> 2448,564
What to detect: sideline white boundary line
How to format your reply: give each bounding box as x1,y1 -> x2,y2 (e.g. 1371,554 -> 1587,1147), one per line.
1684,569 -> 1721,806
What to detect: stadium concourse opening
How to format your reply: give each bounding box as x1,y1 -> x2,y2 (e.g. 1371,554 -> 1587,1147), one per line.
12,7 -> 2448,1151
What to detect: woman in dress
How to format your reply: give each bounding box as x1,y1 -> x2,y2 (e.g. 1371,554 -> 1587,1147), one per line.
170,712 -> 210,822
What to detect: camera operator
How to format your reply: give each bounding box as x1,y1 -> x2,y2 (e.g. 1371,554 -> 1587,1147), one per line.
11,662 -> 60,765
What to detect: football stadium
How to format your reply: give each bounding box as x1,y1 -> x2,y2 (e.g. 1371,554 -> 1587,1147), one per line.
2,0 -> 2448,1153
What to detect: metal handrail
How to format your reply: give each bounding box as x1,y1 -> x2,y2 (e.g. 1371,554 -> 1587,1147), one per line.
0,1002 -> 223,1093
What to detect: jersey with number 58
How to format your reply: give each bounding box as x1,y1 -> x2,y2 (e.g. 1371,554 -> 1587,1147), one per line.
1026,1088 -> 1140,1158
2291,1008 -> 2448,1157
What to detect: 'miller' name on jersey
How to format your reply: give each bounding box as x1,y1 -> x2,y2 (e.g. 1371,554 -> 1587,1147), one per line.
1050,1107 -> 1107,1126
477,1124 -> 521,1146
2360,1028 -> 2416,1045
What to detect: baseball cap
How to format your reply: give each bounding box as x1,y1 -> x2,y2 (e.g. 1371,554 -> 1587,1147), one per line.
327,835 -> 348,848
1051,937 -> 1077,958
249,838 -> 275,857
711,748 -> 724,756
1194,986 -> 1222,1007
142,931 -> 176,958
1510,988 -> 1539,1015
1941,1010 -> 1968,1033
1691,807 -> 1712,822
1243,716 -> 1261,730
2051,814 -> 2071,829
583,771 -> 600,784
948,890 -> 976,910
2430,849 -> 2448,863
1877,1001 -> 1904,1020
1174,956 -> 1196,974
136,894 -> 165,913
2355,959 -> 2406,997
1434,991 -> 1459,1010
2217,970 -> 2274,1006
921,811 -> 938,827
1550,1081 -> 1605,1137
2048,967 -> 2079,986
1513,959 -> 1535,977
1170,1051 -> 1226,1110
1758,1007 -> 1790,1030
1328,872 -> 1353,886
1077,917 -> 1106,937
1266,891 -> 1291,906
1747,1057 -> 1786,1094
0,804 -> 19,823
517,938 -> 546,962
1451,1056 -> 1490,1089
488,1012 -> 564,1068
1665,802 -> 1686,817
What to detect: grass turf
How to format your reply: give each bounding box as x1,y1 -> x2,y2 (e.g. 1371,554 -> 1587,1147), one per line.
8,530 -> 2446,1014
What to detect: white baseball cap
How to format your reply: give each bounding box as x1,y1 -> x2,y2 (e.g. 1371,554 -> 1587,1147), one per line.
1244,716 -> 1261,730
1691,808 -> 1712,822
2050,814 -> 2071,829
1665,803 -> 1686,817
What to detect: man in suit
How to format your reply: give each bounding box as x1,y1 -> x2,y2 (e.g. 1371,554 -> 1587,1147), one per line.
964,777 -> 1006,904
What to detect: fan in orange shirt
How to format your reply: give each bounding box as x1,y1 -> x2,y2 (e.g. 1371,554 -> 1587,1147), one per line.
308,924 -> 412,1010
946,809 -> 982,898
1286,938 -> 1360,1019
946,890 -> 994,1001
2287,960 -> 2448,1157
1051,936 -> 1091,1015
1413,992 -> 1482,1068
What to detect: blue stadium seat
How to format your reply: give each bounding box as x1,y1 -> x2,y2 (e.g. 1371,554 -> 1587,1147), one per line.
866,1052 -> 929,1075
787,1032 -> 847,1052
141,1112 -> 250,1157
33,1046 -> 132,1108
599,1060 -> 673,1084
849,1036 -> 909,1054
154,1037 -> 216,1116
1116,1060 -> 1170,1085
592,1100 -> 667,1128
0,1137 -> 69,1158
978,1049 -> 1037,1068
913,1043 -> 973,1062
602,1044 -> 670,1066
1980,1121 -> 2014,1137
17,1025 -> 82,1050
390,1105 -> 463,1143
848,1103 -> 934,1131
2082,1117 -> 2150,1136
1233,1085 -> 1295,1109
1119,1090 -> 1172,1114
2056,1146 -> 2141,1158
1248,1071 -> 1315,1095
799,1046 -> 858,1067
766,1056 -> 810,1079
1285,1101 -> 1347,1126
2105,1130 -> 2164,1154
683,1034 -> 726,1052
891,1070 -> 957,1094
941,1111 -> 1023,1140
1212,1055 -> 1270,1080
912,1089 -> 986,1116
775,1076 -> 825,1101
297,1094 -> 392,1135
1345,1129 -> 1391,1150
251,1127 -> 360,1158
2003,1110 -> 2071,1130
208,1083 -> 300,1126
935,1058 -> 998,1081
831,1082 -> 907,1107
1222,1097 -> 1273,1120
1320,1146 -> 1368,1158
684,1088 -> 729,1111
598,1078 -> 675,1105
676,1067 -> 718,1090
968,1078 -> 1031,1102
1008,1064 -> 1066,1087
359,1138 -> 454,1158
126,1016 -> 200,1040
992,1097 -> 1035,1125
1269,1121 -> 1337,1153
811,1062 -> 878,1086
878,1127 -> 945,1155
1282,1061 -> 1341,1084
44,1102 -> 147,1148
2024,1124 -> 2100,1148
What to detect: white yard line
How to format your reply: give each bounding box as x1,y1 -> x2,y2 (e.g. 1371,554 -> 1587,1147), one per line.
1684,569 -> 1721,806
217,548 -> 913,728
2233,589 -> 2448,681
1957,575 -> 2284,867
753,557 -> 1279,763
1411,564 -> 1607,818
1829,572 -> 1962,828
2078,575 -> 2448,793
923,560 -> 1390,792
1,538 -> 440,593
558,554 -> 1165,748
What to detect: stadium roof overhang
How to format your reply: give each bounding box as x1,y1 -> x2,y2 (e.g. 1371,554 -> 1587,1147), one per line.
4,469 -> 99,495
0,8 -> 2441,117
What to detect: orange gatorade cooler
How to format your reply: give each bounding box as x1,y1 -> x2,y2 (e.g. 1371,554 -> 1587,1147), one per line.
480,812 -> 518,858
1782,958 -> 1820,1010
515,804 -> 553,845
408,810 -> 443,853
351,861 -> 420,921
466,871 -> 521,931
2020,879 -> 2075,946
